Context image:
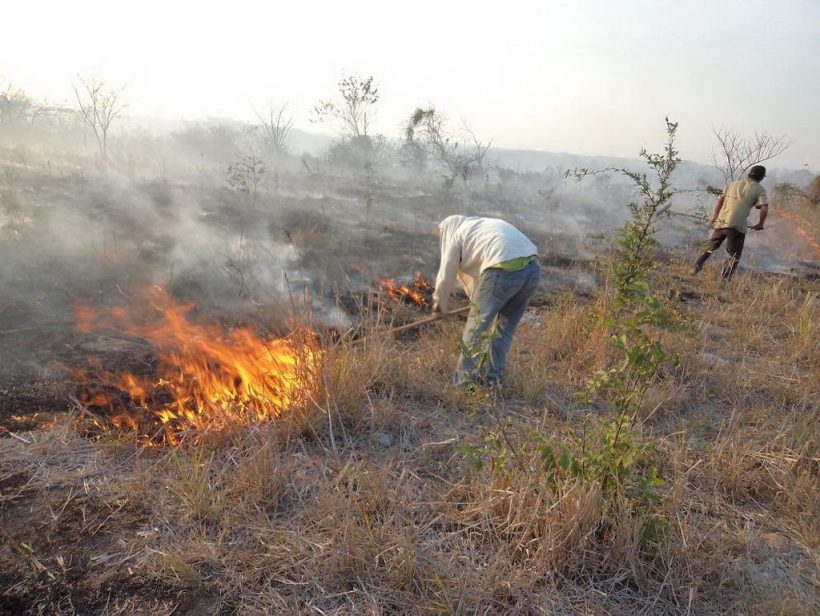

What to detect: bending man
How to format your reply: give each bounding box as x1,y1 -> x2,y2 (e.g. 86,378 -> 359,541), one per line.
693,165 -> 768,279
433,215 -> 540,387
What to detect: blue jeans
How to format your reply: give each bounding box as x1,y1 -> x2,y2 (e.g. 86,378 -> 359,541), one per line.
454,260 -> 541,386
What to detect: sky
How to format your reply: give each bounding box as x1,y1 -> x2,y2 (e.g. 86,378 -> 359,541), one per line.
2,0 -> 818,170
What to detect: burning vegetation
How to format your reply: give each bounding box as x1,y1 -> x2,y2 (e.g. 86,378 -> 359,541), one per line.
74,287 -> 318,445
779,209 -> 820,257
70,274 -> 436,445
377,271 -> 434,307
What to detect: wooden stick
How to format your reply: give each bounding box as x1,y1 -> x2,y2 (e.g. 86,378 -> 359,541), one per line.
383,306 -> 471,335
348,305 -> 470,346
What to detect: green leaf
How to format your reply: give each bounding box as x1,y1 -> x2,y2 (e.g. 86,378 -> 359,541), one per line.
558,444 -> 574,473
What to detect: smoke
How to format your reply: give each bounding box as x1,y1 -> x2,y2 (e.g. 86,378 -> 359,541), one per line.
0,149 -> 326,389
1,114 -> 815,392
2,169 -> 298,305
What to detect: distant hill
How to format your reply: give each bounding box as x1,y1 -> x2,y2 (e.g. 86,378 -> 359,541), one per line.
116,113 -> 814,189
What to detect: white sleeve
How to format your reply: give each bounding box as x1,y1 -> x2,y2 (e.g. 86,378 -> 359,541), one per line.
433,233 -> 461,311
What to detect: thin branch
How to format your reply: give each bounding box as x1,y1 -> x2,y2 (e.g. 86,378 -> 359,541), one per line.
710,126 -> 790,185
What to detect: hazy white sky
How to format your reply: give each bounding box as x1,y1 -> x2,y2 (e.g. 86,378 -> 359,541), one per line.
2,0 -> 818,169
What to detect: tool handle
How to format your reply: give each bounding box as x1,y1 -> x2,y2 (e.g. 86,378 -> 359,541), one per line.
347,305 -> 471,347
384,306 -> 470,335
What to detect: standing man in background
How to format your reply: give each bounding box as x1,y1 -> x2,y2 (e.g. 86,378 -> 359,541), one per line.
693,165 -> 769,279
433,215 -> 540,388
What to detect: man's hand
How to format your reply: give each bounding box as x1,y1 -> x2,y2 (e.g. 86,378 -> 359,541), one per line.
710,194 -> 725,226
752,205 -> 768,231
432,301 -> 442,314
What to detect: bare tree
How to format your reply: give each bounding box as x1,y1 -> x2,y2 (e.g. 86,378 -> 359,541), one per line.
255,102 -> 293,157
312,75 -> 379,140
464,124 -> 492,172
0,85 -> 35,127
0,86 -> 74,134
226,152 -> 266,205
72,76 -> 126,158
710,127 -> 790,185
404,106 -> 492,190
313,75 -> 382,234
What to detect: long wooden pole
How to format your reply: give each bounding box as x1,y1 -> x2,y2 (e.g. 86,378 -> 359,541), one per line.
382,305 -> 470,335
348,305 -> 470,346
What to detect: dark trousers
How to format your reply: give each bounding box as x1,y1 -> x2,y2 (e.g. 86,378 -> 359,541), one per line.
693,228 -> 746,279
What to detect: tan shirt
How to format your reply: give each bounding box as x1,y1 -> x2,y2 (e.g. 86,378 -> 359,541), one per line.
713,178 -> 767,233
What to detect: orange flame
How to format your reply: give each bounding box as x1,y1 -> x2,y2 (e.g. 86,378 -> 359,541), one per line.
75,287 -> 318,445
778,210 -> 820,255
377,271 -> 433,307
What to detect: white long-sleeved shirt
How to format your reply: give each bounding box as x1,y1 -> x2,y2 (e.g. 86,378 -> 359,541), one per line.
433,215 -> 538,310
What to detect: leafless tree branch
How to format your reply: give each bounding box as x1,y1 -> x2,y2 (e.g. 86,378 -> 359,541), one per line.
254,102 -> 293,157
710,126 -> 790,185
404,107 -> 492,189
72,76 -> 126,158
312,75 -> 379,140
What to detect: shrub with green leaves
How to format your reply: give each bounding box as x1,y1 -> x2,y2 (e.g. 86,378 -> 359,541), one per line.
459,120 -> 683,515
567,118 -> 681,309
541,118 -> 683,502
533,416 -> 664,504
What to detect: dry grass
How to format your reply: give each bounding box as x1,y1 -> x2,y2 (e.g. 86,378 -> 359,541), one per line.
1,265 -> 818,614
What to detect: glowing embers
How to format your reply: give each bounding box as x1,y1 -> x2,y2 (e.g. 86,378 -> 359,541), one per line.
376,271 -> 433,307
75,287 -> 318,445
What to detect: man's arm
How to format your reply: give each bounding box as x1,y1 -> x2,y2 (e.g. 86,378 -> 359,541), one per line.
432,240 -> 461,313
749,204 -> 768,230
710,194 -> 725,224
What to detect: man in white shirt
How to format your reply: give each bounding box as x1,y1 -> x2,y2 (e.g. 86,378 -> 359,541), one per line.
433,215 -> 540,387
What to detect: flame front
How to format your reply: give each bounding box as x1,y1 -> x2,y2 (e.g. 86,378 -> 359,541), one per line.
76,287 -> 318,445
377,271 -> 433,307
778,209 -> 820,256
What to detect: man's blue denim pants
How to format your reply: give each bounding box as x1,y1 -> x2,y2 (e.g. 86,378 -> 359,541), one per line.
454,260 -> 540,386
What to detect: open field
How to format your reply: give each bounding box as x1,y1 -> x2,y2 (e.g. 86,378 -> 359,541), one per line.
4,3 -> 819,612
1,142 -> 818,614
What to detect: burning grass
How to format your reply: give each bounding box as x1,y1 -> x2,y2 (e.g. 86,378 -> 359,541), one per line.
377,271 -> 434,307
778,208 -> 820,258
73,286 -> 320,445
1,266 -> 818,614
70,273 -> 436,446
